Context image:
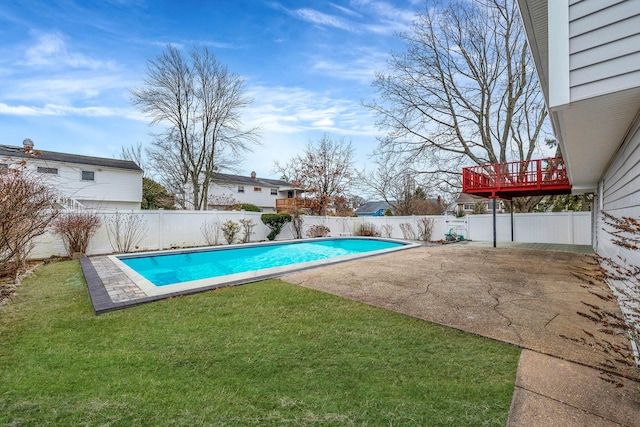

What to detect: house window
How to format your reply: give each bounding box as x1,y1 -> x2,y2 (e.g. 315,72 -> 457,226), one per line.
254,187 -> 262,192
270,188 -> 277,195
237,185 -> 244,193
0,164 -> 8,174
463,203 -> 474,211
37,166 -> 58,174
81,171 -> 95,181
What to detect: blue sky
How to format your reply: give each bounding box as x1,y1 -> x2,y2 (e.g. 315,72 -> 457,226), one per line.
0,0 -> 422,178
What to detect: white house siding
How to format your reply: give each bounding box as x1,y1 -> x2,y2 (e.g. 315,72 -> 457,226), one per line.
30,160 -> 142,210
569,0 -> 640,101
596,119 -> 640,264
208,181 -> 280,212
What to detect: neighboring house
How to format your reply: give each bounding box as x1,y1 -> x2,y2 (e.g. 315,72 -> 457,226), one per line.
355,201 -> 394,217
516,0 -> 640,265
208,171 -> 305,212
1,140 -> 143,210
454,193 -> 505,214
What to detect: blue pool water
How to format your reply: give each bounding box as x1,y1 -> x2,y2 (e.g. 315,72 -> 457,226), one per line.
118,238 -> 405,287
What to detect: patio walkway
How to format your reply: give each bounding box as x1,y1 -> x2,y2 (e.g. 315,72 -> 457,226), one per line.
282,243 -> 640,426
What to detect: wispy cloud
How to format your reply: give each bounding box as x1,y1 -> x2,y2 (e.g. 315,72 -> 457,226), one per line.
311,46 -> 388,84
1,74 -> 136,104
272,1 -> 415,35
295,8 -> 358,32
0,102 -> 146,121
245,85 -> 379,136
24,32 -> 116,70
149,39 -> 240,50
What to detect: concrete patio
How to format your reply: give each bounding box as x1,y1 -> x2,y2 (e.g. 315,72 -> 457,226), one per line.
282,242 -> 640,426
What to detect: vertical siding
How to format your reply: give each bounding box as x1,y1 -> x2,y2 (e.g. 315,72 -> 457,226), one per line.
568,0 -> 640,100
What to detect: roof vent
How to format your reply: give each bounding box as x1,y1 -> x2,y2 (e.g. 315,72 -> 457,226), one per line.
23,138 -> 34,153
250,171 -> 256,179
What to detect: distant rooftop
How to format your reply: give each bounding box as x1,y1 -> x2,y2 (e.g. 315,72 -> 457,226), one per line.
0,144 -> 142,172
212,172 -> 294,188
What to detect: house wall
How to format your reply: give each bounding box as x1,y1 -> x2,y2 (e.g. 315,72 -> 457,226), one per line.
208,181 -> 281,212
594,115 -> 640,352
12,157 -> 142,209
595,117 -> 640,271
569,0 -> 640,101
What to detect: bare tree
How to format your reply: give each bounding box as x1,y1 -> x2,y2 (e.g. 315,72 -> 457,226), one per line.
131,45 -> 259,210
361,151 -> 444,215
365,0 -> 548,203
273,134 -> 356,215
0,164 -> 59,278
120,142 -> 147,176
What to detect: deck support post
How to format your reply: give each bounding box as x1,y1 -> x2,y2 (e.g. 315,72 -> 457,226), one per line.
511,201 -> 514,242
492,197 -> 497,248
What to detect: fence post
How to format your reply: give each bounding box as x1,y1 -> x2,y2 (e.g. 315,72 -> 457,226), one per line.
568,210 -> 574,244
158,210 -> 164,250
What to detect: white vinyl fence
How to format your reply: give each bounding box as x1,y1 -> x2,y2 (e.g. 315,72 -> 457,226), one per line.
29,210 -> 592,259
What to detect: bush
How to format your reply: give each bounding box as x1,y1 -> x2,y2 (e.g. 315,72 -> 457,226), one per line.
201,218 -> 222,245
381,224 -> 394,238
239,218 -> 256,243
353,222 -> 379,237
105,211 -> 148,253
51,211 -> 101,256
289,208 -> 305,239
399,223 -> 416,240
0,165 -> 59,278
261,213 -> 291,240
229,203 -> 261,212
306,225 -> 330,238
221,220 -> 241,244
417,217 -> 435,241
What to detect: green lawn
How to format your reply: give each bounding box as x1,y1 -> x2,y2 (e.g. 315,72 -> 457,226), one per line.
0,260 -> 520,426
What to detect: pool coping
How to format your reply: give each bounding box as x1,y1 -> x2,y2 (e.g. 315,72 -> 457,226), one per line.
80,237 -> 422,314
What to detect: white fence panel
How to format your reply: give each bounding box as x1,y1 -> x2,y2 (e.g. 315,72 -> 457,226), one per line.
27,210 -> 593,259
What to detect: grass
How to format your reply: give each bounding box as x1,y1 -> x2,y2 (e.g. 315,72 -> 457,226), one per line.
0,260 -> 520,426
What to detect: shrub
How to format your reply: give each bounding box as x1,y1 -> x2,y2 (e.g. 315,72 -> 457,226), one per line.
306,225 -> 330,238
105,211 -> 149,253
289,208 -> 305,239
51,211 -> 101,257
229,203 -> 261,212
239,218 -> 256,243
221,220 -> 241,244
261,213 -> 291,241
353,222 -> 379,237
417,218 -> 435,241
384,209 -> 393,216
0,165 -> 59,278
381,224 -> 394,238
201,218 -> 222,245
399,223 -> 416,240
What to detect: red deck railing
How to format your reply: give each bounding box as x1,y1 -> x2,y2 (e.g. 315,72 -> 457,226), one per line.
462,157 -> 571,198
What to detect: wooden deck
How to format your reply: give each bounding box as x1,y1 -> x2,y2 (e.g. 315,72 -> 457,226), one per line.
276,198 -> 314,212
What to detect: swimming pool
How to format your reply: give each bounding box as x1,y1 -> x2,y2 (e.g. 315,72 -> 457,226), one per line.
110,237 -> 419,297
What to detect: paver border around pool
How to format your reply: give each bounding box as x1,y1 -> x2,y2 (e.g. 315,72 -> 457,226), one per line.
81,237 -> 422,314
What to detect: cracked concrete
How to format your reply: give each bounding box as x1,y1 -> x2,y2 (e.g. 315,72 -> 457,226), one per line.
283,243 -> 640,426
